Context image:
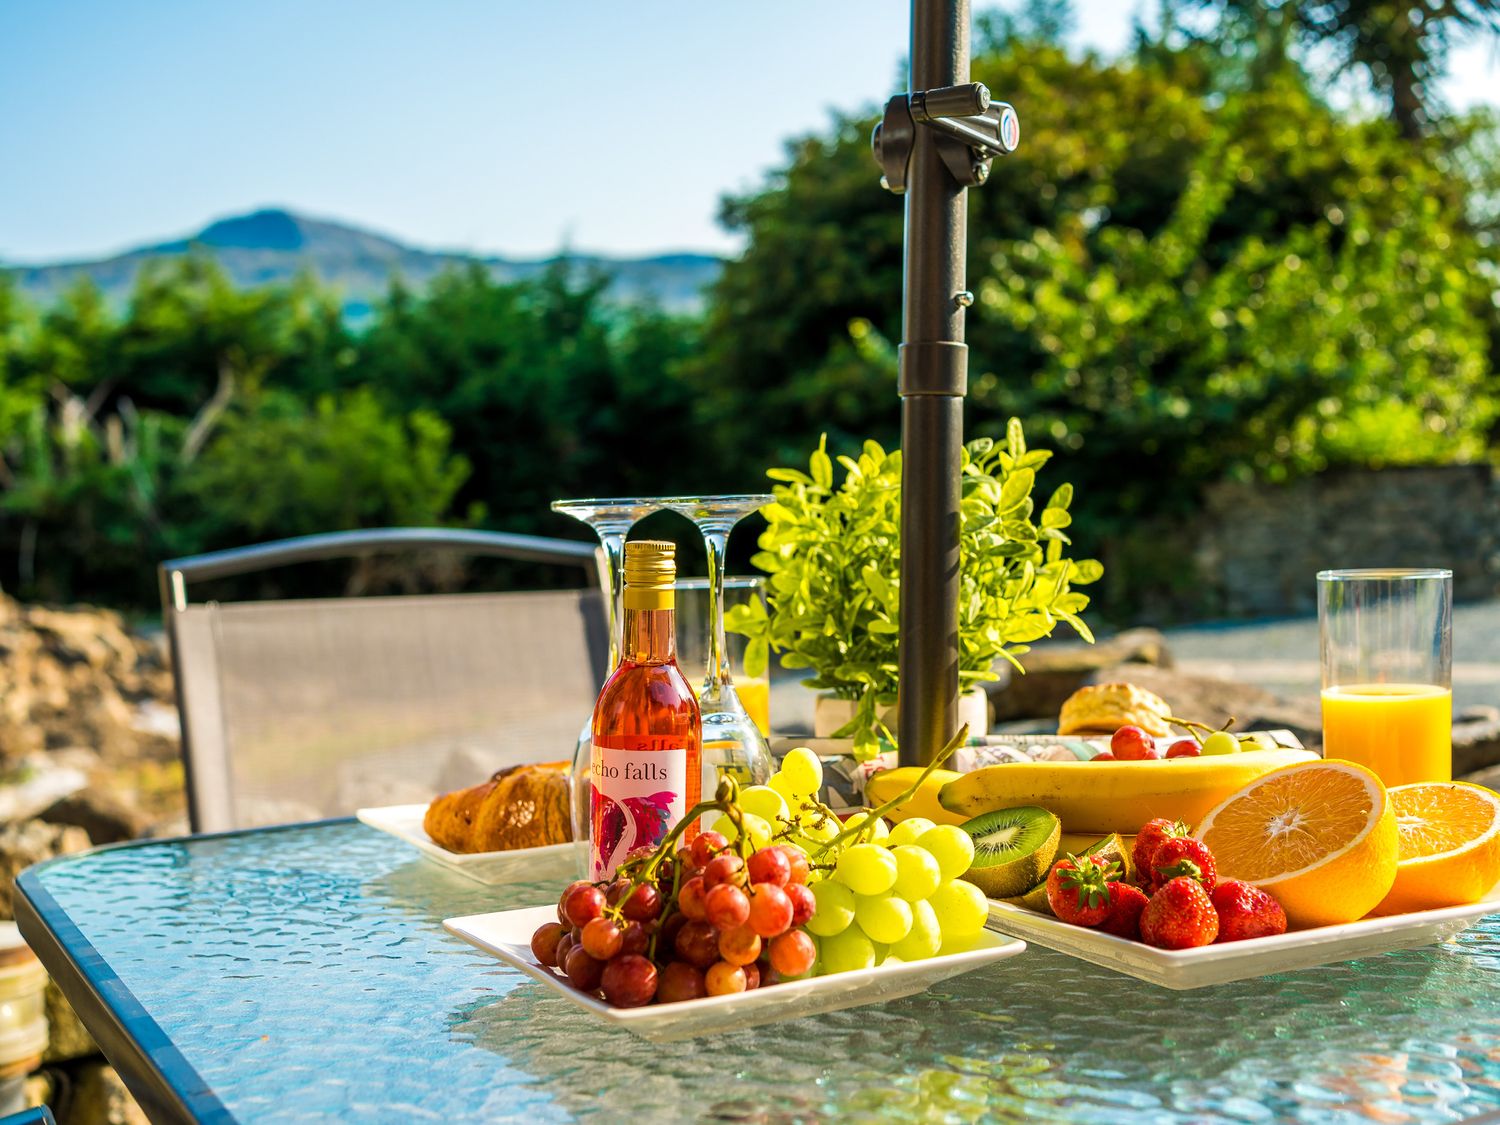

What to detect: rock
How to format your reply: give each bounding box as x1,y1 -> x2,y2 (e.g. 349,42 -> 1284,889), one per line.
39,790 -> 149,847
1456,705 -> 1500,725
1080,664 -> 1324,749
1462,762 -> 1500,790
43,979 -> 96,1063
67,1062 -> 148,1125
1452,719 -> 1500,778
989,628 -> 1174,721
0,820 -> 92,921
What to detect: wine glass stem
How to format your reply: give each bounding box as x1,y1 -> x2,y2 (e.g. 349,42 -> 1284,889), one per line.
703,527 -> 732,704
598,529 -> 629,672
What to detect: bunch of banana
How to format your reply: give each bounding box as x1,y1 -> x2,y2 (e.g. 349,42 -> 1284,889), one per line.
934,748 -> 1318,834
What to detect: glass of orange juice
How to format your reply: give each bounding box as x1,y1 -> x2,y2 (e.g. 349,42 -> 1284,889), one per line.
1318,568 -> 1452,786
676,576 -> 771,737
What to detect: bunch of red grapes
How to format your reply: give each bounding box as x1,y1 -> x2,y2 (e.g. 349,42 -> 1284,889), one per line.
529,829 -> 818,1007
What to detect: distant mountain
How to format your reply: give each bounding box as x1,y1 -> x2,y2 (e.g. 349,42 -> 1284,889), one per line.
1,208 -> 724,320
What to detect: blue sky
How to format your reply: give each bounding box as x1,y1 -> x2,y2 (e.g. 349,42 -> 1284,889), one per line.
1,1 -> 1495,265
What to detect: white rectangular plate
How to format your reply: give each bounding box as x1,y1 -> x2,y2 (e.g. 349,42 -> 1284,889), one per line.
357,804 -> 577,885
445,904 -> 1028,1042
986,891 -> 1500,990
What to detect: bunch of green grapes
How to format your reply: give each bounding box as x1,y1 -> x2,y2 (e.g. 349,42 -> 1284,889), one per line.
707,747 -> 989,975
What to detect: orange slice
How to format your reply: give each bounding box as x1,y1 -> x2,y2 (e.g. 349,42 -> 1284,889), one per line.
1372,782 -> 1500,915
1195,759 -> 1397,928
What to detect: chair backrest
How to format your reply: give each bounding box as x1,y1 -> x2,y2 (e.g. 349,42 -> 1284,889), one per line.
160,528 -> 608,833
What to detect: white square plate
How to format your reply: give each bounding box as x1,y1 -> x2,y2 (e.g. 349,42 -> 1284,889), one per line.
986,890 -> 1500,990
357,804 -> 577,885
445,904 -> 1028,1041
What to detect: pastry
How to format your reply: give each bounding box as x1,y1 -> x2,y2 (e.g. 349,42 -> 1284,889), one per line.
1058,682 -> 1173,737
423,763 -> 573,853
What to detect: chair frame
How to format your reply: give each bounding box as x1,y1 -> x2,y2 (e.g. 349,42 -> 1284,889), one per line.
158,527 -> 603,832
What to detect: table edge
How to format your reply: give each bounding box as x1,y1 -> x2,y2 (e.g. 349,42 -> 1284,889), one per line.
11,818 -> 360,1125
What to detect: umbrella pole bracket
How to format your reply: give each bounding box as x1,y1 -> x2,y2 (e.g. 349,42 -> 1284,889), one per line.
872,83 -> 1020,195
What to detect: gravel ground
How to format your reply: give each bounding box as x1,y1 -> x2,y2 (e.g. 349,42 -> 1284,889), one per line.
1164,599 -> 1500,714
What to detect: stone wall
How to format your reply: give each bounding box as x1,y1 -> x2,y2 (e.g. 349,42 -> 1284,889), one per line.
1190,464 -> 1500,619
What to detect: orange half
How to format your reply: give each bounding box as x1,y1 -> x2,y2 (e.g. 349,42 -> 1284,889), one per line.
1196,759 -> 1397,928
1373,782 -> 1500,915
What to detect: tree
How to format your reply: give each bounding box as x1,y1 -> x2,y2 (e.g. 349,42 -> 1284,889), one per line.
1187,0 -> 1500,137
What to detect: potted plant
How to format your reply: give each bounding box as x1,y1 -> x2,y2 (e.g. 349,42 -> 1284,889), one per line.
727,418 -> 1101,760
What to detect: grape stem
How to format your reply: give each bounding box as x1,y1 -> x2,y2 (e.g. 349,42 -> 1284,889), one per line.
810,723 -> 969,860
610,776 -> 741,928
1164,715 -> 1236,742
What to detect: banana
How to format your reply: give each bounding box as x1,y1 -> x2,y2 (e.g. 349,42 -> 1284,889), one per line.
863,767 -> 967,825
938,748 -> 1320,834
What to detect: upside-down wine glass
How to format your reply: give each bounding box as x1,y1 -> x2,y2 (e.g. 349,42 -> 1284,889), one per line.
551,497 -> 662,871
661,494 -> 775,793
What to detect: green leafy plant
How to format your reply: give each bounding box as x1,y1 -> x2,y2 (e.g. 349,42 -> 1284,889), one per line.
727,419 -> 1101,759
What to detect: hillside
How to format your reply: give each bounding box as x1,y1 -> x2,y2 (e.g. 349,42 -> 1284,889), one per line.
2,208 -> 723,318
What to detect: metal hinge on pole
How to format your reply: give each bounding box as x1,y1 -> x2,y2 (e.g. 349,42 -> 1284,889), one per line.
871,81 -> 1020,194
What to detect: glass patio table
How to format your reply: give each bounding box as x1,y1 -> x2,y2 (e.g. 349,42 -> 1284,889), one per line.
13,820 -> 1500,1124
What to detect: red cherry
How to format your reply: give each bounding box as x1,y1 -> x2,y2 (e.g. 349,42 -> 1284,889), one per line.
1165,739 -> 1201,759
1110,726 -> 1161,761
1092,751 -> 1116,761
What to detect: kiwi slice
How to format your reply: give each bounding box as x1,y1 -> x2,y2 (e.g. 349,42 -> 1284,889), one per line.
1080,832 -> 1134,885
959,806 -> 1061,898
1011,880 -> 1053,915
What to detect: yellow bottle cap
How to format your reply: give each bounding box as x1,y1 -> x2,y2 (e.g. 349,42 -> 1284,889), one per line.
623,540 -> 676,603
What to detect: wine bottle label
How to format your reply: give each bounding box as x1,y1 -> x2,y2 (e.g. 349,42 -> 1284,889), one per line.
589,738 -> 687,880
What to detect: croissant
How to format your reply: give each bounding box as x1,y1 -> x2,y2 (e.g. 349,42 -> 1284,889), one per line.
423,764 -> 573,853
1057,682 -> 1174,737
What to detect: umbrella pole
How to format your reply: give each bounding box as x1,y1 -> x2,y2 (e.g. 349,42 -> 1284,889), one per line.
896,0 -> 969,766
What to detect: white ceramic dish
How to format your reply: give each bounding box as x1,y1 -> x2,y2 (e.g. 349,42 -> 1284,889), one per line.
356,804 -> 577,885
445,904 -> 1028,1041
986,890 -> 1500,990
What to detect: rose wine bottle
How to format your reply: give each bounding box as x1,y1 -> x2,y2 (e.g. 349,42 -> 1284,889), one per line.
589,540 -> 702,880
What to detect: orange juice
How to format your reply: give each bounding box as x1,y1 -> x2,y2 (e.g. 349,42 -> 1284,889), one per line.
736,677 -> 771,737
1321,683 -> 1451,787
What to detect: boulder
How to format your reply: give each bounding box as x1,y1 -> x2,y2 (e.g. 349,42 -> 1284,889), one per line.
989,628 -> 1174,721
1452,719 -> 1500,778
0,820 -> 91,921
65,1062 -> 148,1125
39,789 -> 150,847
43,979 -> 97,1063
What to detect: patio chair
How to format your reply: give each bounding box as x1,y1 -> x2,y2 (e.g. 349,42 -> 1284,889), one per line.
159,528 -> 608,833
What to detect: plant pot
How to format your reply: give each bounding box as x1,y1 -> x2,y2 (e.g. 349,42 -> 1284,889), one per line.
812,688 -> 990,741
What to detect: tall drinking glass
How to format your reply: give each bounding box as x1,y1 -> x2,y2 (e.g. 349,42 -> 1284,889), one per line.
1318,568 -> 1452,786
661,496 -> 774,790
551,497 -> 662,870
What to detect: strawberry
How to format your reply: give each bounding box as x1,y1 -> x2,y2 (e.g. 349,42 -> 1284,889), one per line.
1132,818 -> 1189,879
1045,854 -> 1119,927
1098,881 -> 1149,940
1150,836 -> 1218,892
1210,879 -> 1288,942
1140,876 -> 1220,949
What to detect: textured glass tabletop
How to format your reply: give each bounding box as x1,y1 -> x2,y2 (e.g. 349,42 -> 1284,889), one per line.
17,821 -> 1500,1123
